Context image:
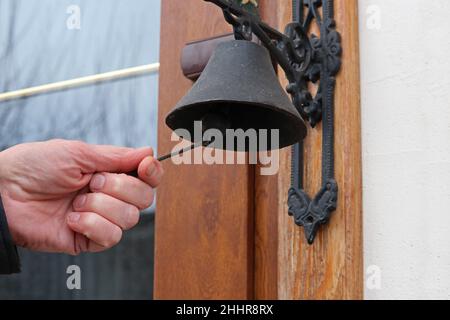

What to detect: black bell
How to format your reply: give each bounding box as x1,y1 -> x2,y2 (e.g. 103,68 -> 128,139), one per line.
166,40 -> 306,151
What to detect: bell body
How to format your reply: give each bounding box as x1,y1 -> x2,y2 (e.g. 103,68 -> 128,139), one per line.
166,40 -> 306,151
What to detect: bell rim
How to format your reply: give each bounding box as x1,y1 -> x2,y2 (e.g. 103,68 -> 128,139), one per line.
166,99 -> 307,150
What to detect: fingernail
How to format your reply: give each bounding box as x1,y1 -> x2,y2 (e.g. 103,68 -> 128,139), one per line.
147,159 -> 156,177
74,195 -> 87,209
68,212 -> 81,223
91,174 -> 106,191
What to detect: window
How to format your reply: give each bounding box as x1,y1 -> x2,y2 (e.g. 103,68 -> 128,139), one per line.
0,0 -> 161,299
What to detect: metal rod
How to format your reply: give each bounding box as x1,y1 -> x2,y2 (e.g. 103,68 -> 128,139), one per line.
157,137 -> 216,162
127,141 -> 209,178
0,63 -> 160,103
157,142 -> 205,162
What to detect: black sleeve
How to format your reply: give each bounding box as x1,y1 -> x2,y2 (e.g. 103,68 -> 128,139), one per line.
0,195 -> 21,274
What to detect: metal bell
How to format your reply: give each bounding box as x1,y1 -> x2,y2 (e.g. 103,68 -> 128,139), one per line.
166,40 -> 306,150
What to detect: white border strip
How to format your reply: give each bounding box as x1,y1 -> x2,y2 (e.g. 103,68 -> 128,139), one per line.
0,63 -> 160,103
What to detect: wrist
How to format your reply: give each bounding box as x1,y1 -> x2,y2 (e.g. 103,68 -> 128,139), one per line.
0,152 -> 5,197
0,149 -> 8,187
0,148 -> 14,194
0,151 -> 14,239
0,189 -> 21,273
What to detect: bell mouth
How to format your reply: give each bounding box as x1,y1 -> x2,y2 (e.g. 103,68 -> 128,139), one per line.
166,100 -> 307,151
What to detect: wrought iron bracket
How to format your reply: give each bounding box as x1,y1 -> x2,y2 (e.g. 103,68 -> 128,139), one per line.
205,0 -> 342,244
206,0 -> 315,125
288,0 -> 341,244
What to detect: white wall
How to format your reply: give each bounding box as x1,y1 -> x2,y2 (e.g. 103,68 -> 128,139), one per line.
359,0 -> 450,299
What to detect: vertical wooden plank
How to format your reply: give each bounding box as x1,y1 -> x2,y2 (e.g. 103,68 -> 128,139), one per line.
254,170 -> 279,300
155,0 -> 255,300
255,0 -> 363,300
334,0 -> 363,300
253,0 -> 281,300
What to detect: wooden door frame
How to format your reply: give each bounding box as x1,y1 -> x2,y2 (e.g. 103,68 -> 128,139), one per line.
155,0 -> 362,300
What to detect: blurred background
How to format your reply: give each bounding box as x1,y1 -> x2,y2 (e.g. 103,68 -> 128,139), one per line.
0,0 -> 161,299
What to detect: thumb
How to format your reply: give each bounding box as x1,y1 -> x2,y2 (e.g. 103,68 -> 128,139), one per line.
80,144 -> 153,174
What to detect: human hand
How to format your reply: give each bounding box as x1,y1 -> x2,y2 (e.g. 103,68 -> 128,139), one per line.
0,139 -> 163,255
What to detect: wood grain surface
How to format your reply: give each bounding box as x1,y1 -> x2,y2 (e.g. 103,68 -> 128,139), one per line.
155,0 -> 362,300
154,0 -> 255,300
255,0 -> 363,300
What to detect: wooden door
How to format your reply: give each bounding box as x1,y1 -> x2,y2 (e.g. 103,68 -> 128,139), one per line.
155,0 -> 362,300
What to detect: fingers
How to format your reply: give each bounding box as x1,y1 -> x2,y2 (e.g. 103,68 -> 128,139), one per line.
72,233 -> 111,254
73,193 -> 140,230
67,212 -> 123,251
137,156 -> 164,188
80,143 -> 154,174
90,172 -> 154,210
68,191 -> 142,254
67,167 -> 159,254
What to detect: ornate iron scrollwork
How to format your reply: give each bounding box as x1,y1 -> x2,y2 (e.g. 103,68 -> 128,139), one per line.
205,0 -> 342,244
288,0 -> 341,244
